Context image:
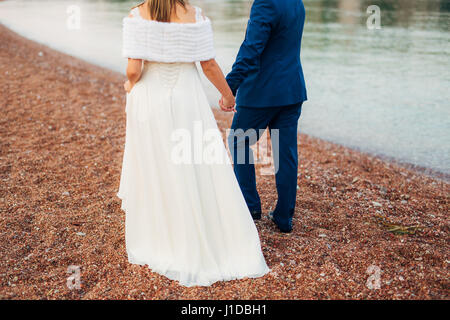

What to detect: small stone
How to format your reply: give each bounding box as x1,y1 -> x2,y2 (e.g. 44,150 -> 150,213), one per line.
24,253 -> 33,261
76,232 -> 86,237
318,234 -> 327,238
372,201 -> 382,207
62,191 -> 70,196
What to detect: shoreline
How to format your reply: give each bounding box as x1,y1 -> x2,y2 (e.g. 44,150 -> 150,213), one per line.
0,16 -> 446,181
0,23 -> 448,299
308,140 -> 450,183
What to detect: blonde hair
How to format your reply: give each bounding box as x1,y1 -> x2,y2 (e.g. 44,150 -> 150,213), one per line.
132,0 -> 189,23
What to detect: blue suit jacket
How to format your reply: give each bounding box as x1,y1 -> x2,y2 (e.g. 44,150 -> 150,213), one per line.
226,0 -> 307,108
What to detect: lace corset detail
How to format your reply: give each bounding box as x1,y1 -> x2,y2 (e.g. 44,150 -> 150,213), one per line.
153,63 -> 180,89
143,62 -> 196,89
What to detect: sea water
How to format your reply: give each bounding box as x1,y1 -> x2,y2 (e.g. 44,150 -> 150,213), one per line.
0,0 -> 449,175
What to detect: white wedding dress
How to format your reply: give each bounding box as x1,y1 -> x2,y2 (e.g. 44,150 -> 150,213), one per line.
117,6 -> 269,287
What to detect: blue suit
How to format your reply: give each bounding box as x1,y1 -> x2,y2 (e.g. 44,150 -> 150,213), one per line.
226,0 -> 307,232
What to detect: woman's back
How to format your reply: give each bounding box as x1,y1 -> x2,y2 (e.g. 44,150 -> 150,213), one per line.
135,2 -> 198,24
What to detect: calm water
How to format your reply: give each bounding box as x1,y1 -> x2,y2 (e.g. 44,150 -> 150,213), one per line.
1,0 -> 449,175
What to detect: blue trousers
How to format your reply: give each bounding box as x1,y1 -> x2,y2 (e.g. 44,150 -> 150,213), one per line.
228,103 -> 302,230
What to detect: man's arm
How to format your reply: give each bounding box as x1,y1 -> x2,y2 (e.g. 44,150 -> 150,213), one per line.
226,0 -> 278,96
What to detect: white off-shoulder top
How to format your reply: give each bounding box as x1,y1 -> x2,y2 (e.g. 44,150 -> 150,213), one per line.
122,6 -> 216,63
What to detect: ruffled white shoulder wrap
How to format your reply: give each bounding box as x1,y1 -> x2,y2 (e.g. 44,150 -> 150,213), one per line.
122,12 -> 216,63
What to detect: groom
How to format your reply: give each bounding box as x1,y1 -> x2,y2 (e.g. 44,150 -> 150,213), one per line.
221,0 -> 307,233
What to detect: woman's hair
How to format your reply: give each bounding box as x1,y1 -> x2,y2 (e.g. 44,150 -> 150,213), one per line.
132,0 -> 188,23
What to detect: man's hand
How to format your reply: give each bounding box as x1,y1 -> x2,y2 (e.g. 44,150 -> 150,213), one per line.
219,94 -> 236,112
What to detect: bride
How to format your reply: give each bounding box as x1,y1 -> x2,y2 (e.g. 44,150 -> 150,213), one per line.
117,0 -> 269,287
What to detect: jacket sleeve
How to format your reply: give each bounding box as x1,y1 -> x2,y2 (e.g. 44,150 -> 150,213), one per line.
226,0 -> 278,96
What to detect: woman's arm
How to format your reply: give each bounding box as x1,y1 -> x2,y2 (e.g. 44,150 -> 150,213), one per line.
200,59 -> 235,112
124,58 -> 143,93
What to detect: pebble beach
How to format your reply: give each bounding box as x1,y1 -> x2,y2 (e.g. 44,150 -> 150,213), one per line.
0,24 -> 448,299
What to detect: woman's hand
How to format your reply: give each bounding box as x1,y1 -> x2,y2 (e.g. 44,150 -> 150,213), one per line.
124,80 -> 134,93
219,94 -> 236,112
125,58 -> 143,93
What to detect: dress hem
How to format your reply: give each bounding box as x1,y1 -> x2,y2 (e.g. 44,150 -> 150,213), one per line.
118,192 -> 270,288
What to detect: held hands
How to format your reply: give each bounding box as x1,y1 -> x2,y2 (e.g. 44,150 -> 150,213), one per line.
219,94 -> 236,113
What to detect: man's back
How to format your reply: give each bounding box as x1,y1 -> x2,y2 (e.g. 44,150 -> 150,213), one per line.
226,0 -> 307,108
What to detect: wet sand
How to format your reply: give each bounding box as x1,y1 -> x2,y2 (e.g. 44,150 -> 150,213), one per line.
0,24 -> 448,299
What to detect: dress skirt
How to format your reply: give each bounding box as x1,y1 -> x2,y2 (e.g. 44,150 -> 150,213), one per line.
118,62 -> 269,287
